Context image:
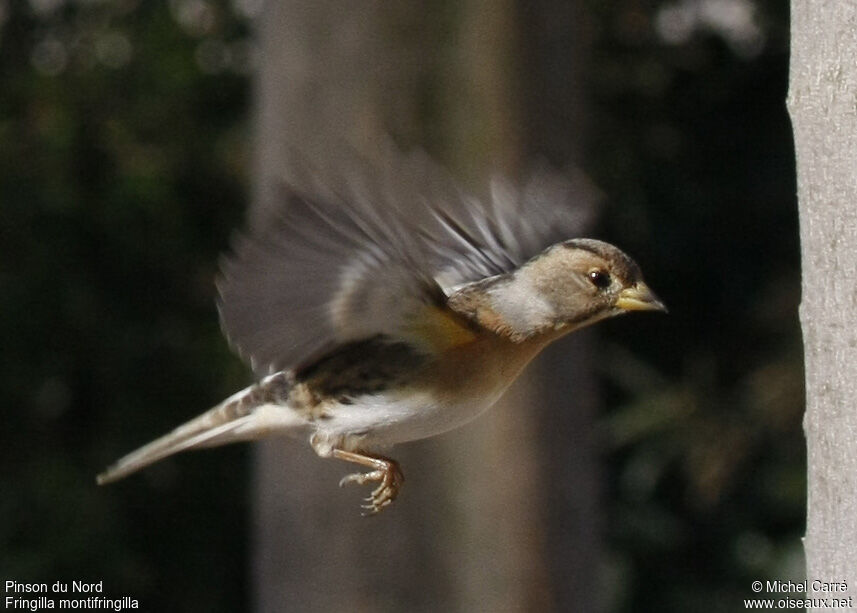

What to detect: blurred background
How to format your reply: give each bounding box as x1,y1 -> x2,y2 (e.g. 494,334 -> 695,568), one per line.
1,0 -> 802,611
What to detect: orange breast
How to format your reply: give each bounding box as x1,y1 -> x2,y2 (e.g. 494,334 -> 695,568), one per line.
414,331 -> 550,405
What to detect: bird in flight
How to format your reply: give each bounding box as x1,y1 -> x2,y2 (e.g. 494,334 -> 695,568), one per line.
97,149 -> 665,514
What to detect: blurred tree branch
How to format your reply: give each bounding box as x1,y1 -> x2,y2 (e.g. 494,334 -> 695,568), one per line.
250,1 -> 599,611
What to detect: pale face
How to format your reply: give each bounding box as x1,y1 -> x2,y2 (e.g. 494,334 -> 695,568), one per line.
448,238 -> 665,342
519,239 -> 666,329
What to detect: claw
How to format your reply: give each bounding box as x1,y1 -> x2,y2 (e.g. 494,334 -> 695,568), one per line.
331,449 -> 404,515
339,470 -> 384,488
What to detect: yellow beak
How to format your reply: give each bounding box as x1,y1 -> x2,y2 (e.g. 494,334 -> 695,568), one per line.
615,282 -> 667,313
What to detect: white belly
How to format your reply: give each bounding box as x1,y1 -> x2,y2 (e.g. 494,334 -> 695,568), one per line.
304,333 -> 549,457
308,384 -> 508,456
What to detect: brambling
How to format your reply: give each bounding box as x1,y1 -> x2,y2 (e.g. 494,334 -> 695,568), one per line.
97,150 -> 665,514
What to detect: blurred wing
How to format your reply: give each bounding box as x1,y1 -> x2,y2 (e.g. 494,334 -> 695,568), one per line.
217,148 -> 598,374
425,161 -> 600,292
217,161 -> 445,375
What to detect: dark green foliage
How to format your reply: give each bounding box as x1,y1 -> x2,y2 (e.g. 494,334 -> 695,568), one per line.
587,1 -> 803,610
1,1 -> 250,610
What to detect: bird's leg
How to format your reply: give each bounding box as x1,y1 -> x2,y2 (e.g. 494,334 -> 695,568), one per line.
333,449 -> 404,515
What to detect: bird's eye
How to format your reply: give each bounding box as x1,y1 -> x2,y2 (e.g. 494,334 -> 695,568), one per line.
588,269 -> 611,289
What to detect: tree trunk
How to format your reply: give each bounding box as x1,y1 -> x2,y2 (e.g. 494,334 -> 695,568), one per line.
787,2 -> 857,608
517,3 -> 601,610
251,2 -> 599,611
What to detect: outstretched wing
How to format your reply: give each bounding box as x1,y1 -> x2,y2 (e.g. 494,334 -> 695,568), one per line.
217,157 -> 445,375
217,148 -> 598,374
421,159 -> 599,291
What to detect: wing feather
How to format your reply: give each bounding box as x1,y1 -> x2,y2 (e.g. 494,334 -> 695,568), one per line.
217,148 -> 598,374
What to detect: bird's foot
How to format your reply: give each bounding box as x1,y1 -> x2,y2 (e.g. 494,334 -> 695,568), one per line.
332,449 -> 404,515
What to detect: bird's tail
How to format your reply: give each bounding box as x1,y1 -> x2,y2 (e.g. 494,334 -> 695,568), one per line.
96,372 -> 306,485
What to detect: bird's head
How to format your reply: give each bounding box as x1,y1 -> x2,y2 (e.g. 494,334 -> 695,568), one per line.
472,238 -> 666,341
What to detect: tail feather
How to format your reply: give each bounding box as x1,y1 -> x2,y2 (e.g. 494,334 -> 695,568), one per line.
97,372 -> 305,485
